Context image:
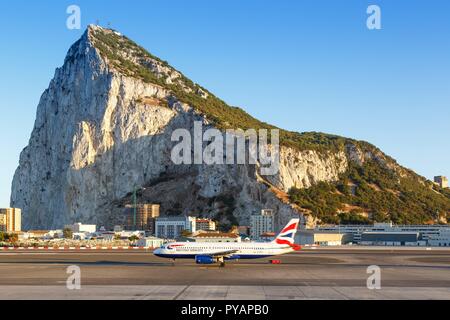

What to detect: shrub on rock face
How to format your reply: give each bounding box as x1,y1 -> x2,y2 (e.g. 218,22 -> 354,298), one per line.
289,160 -> 450,224
63,228 -> 73,239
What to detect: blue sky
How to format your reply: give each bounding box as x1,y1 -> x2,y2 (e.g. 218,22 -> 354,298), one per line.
0,0 -> 449,207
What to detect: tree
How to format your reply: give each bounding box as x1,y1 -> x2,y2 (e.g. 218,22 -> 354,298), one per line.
63,228 -> 73,239
128,235 -> 139,242
180,230 -> 192,237
7,233 -> 18,243
337,181 -> 351,195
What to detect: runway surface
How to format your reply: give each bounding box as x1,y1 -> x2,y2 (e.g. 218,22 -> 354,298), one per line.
1,247 -> 449,299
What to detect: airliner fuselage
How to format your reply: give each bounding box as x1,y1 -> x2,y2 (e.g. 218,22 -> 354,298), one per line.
153,218 -> 301,265
154,241 -> 295,260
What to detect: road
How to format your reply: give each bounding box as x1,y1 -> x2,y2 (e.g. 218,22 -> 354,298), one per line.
0,247 -> 449,299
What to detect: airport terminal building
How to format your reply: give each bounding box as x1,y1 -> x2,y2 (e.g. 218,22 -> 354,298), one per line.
313,222 -> 450,246
360,232 -> 424,246
295,231 -> 351,246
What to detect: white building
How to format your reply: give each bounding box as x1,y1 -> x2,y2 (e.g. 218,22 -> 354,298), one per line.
250,209 -> 275,240
136,237 -> 165,248
20,230 -> 49,240
196,218 -> 216,231
190,232 -> 241,243
114,225 -> 123,232
434,176 -> 449,189
295,231 -> 349,246
428,228 -> 450,247
155,216 -> 197,239
119,230 -> 145,238
72,232 -> 88,240
359,232 -> 425,246
100,232 -> 116,241
47,230 -> 64,239
65,222 -> 96,233
316,222 -> 450,245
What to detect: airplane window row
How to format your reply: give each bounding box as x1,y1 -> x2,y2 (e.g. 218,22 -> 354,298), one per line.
176,247 -> 272,251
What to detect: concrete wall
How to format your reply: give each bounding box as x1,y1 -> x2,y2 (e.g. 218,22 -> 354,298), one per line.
296,231 -> 350,246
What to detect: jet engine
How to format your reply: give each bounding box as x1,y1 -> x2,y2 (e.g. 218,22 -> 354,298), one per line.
195,255 -> 215,264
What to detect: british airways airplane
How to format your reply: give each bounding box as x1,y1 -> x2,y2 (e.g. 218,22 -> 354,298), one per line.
153,218 -> 301,266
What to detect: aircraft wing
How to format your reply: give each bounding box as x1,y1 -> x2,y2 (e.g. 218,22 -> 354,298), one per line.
210,250 -> 239,258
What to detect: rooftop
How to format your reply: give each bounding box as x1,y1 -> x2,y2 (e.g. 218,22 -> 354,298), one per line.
193,233 -> 239,239
196,219 -> 214,223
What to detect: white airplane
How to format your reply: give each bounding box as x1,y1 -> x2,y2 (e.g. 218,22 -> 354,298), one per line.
153,218 -> 301,266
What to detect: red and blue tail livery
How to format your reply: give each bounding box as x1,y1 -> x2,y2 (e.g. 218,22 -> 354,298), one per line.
274,219 -> 300,246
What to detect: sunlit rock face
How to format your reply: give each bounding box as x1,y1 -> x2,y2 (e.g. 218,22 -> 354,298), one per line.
10,26 -> 363,230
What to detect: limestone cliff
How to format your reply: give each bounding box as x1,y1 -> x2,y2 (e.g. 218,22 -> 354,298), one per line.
12,26 -> 450,230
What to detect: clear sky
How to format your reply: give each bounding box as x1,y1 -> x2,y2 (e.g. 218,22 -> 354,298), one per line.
0,0 -> 449,207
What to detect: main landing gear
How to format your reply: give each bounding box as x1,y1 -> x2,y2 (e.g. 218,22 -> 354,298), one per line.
218,257 -> 226,268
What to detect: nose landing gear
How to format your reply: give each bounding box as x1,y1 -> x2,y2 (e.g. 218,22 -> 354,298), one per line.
218,257 -> 226,268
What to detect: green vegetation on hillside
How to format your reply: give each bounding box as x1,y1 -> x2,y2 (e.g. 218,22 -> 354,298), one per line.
90,27 -> 450,225
289,160 -> 450,224
0,232 -> 19,243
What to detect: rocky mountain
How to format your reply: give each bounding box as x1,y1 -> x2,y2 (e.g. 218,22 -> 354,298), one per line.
11,26 -> 450,230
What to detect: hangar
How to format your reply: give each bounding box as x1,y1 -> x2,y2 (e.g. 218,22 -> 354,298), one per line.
360,232 -> 424,246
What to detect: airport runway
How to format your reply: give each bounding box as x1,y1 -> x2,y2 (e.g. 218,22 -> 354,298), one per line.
0,247 -> 449,299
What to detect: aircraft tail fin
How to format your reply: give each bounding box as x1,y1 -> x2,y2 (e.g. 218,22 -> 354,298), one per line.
273,218 -> 301,250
